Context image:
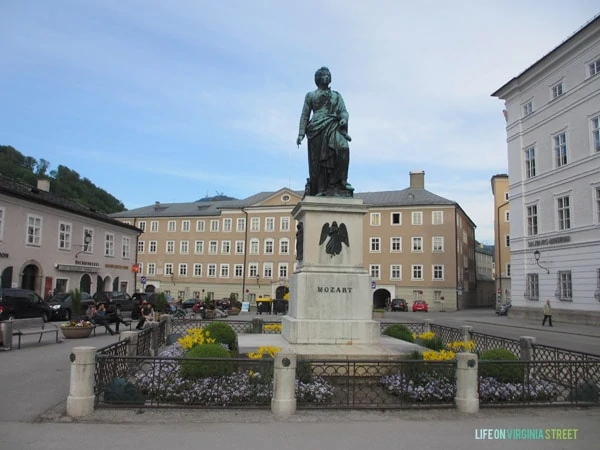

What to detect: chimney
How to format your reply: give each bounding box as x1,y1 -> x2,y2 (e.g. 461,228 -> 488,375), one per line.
409,171 -> 425,189
37,179 -> 50,192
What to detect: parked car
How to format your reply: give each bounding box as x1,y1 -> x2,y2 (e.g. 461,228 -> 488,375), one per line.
412,300 -> 429,312
182,298 -> 199,309
0,287 -> 53,322
390,298 -> 408,312
47,292 -> 93,320
92,291 -> 135,312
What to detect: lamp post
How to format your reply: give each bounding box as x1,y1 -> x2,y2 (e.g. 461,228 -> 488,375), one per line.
533,250 -> 550,274
496,200 -> 509,306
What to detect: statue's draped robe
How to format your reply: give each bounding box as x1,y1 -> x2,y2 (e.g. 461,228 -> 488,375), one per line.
298,88 -> 349,196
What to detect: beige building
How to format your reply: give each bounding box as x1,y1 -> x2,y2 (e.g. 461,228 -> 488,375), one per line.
112,172 -> 476,311
491,174 -> 510,306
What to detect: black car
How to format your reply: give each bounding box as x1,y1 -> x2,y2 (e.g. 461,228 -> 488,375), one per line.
390,298 -> 408,312
182,298 -> 199,309
0,287 -> 53,322
48,292 -> 93,320
92,291 -> 135,312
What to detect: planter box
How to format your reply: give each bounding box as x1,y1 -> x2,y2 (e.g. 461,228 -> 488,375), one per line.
227,309 -> 240,316
61,326 -> 94,339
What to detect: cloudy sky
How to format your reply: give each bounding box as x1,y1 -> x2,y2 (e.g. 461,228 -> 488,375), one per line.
1,1 -> 598,244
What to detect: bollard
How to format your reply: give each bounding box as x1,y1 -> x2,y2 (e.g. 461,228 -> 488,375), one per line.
66,346 -> 97,417
0,320 -> 13,351
519,336 -> 536,361
423,319 -> 431,334
252,317 -> 264,334
455,352 -> 479,414
271,353 -> 297,417
461,325 -> 473,343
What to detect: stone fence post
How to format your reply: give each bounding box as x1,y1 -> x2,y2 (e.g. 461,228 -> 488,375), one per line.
520,336 -> 536,361
150,322 -> 160,356
121,331 -> 138,356
423,319 -> 431,333
271,352 -> 297,417
461,325 -> 473,342
252,317 -> 264,334
455,352 -> 479,414
163,314 -> 172,336
66,346 -> 96,418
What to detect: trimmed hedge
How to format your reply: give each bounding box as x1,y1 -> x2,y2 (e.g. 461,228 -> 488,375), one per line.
479,348 -> 524,383
180,344 -> 233,379
383,324 -> 415,343
203,322 -> 238,353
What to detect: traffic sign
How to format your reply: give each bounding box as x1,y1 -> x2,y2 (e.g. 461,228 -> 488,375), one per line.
371,281 -> 376,289
140,276 -> 147,284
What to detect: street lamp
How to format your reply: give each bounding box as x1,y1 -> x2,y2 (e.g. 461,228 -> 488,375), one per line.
75,231 -> 92,259
533,250 -> 550,274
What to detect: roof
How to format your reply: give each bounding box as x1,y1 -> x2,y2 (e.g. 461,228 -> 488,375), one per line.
0,175 -> 141,233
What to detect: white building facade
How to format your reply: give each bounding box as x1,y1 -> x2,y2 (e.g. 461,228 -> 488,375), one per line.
492,16 -> 600,323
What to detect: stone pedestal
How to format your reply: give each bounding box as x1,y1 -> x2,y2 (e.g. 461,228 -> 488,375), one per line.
282,197 -> 379,345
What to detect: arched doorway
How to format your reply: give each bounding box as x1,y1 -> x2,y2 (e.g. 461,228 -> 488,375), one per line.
21,264 -> 38,291
80,274 -> 92,294
372,288 -> 391,309
1,266 -> 13,288
275,285 -> 289,299
145,284 -> 156,293
113,277 -> 119,291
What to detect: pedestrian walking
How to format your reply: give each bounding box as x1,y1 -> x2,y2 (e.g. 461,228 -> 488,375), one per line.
542,299 -> 553,327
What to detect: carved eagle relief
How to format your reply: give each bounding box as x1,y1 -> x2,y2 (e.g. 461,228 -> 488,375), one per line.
319,221 -> 349,256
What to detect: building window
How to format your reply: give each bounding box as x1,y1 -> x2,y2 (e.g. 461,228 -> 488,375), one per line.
147,263 -> 156,275
592,115 -> 600,153
26,214 -> 42,246
370,237 -> 381,253
411,236 -> 423,252
557,196 -> 571,230
236,240 -> 245,254
433,265 -> 444,280
279,238 -> 289,255
220,264 -> 229,278
149,241 -> 157,253
505,235 -> 510,247
180,240 -> 189,254
181,220 -> 190,232
210,220 -> 219,232
264,239 -> 274,255
596,187 -> 600,224
208,240 -> 218,254
179,264 -> 187,276
150,221 -> 158,232
164,263 -> 173,276
221,240 -> 231,254
248,263 -> 258,278
168,220 -> 176,232
370,264 -> 381,279
504,211 -> 510,222
138,221 -> 146,232
278,263 -> 288,279
523,100 -> 533,116
557,270 -> 572,301
223,218 -> 232,232
590,58 -> 600,77
137,262 -> 143,275
391,212 -> 401,225
196,220 -> 205,232
525,273 -> 539,300
527,205 -> 538,235
390,237 -> 402,253
265,217 -> 275,232
432,211 -> 443,225
122,237 -> 131,259
551,82 -> 563,99
507,264 -> 511,277
280,217 -> 290,232
138,240 -> 145,253
554,132 -> 568,167
432,236 -> 444,252
250,238 -> 259,255
166,240 -> 175,253
237,218 -> 246,232
194,240 -> 204,254
411,265 -> 423,281
504,192 -> 509,201
525,147 -> 536,178
58,222 -> 72,250
193,264 -> 202,277
411,211 -> 423,225
263,263 -> 273,279
370,213 -> 381,226
207,264 -> 217,278
390,264 -> 402,280
104,233 -> 114,257
250,217 -> 260,232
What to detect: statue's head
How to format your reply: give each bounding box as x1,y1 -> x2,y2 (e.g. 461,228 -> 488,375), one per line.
314,66 -> 331,87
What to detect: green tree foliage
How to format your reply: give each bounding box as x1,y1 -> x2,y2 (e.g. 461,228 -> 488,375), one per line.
0,145 -> 125,214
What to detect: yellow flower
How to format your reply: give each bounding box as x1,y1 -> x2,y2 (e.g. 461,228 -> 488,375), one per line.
415,331 -> 436,341
177,327 -> 215,350
246,345 -> 282,359
263,324 -> 282,333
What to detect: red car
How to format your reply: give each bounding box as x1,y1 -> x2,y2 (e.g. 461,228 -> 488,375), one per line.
412,300 -> 429,312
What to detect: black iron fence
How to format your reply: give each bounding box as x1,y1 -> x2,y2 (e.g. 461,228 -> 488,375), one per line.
533,343 -> 600,362
136,326 -> 152,356
379,322 -> 424,335
469,331 -> 522,358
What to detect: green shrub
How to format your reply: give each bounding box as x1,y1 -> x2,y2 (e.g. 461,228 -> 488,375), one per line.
420,337 -> 444,351
296,360 -> 314,383
383,324 -> 415,343
479,348 -> 524,383
204,322 -> 238,353
405,349 -> 423,360
180,344 -> 233,379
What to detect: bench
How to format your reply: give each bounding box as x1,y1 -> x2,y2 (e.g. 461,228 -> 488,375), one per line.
11,317 -> 60,349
